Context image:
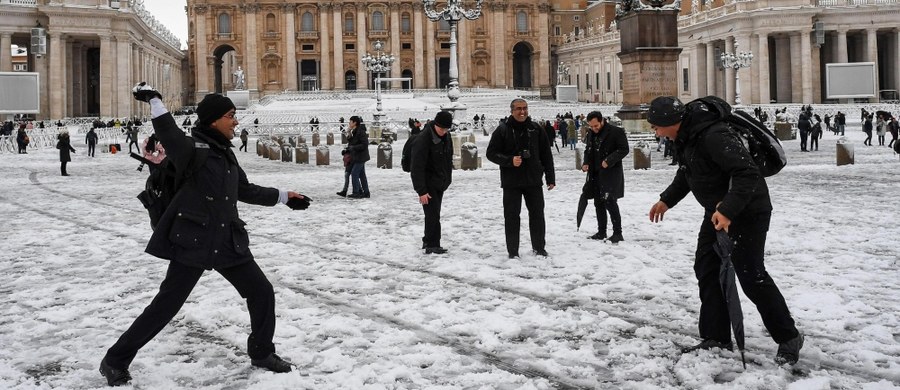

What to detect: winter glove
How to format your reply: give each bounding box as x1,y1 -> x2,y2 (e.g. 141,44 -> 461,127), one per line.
132,82 -> 162,103
286,195 -> 313,210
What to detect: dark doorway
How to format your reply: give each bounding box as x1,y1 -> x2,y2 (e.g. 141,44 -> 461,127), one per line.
402,69 -> 413,90
213,45 -> 236,94
86,48 -> 100,116
437,57 -> 450,89
300,60 -> 318,91
345,71 -> 357,91
512,42 -> 533,89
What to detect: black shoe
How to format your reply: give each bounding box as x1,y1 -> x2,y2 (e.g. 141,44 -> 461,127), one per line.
251,353 -> 293,373
533,249 -> 549,257
425,247 -> 448,254
680,339 -> 733,354
589,232 -> 607,240
362,192 -> 371,198
61,173 -> 70,176
336,190 -> 347,197
608,233 -> 624,243
508,253 -> 519,259
99,357 -> 132,386
347,193 -> 364,199
774,334 -> 804,366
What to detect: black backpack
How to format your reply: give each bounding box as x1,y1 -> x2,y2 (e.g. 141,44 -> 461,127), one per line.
401,133 -> 418,173
690,96 -> 787,177
133,148 -> 208,230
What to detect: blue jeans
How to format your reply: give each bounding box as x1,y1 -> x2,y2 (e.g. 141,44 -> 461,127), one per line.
350,162 -> 369,195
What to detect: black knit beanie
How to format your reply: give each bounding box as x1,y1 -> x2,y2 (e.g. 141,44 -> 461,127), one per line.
196,94 -> 236,126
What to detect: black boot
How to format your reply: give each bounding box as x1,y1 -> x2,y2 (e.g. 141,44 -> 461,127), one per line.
336,190 -> 347,197
774,334 -> 804,365
251,353 -> 293,373
608,233 -> 624,243
99,357 -> 132,386
680,339 -> 733,354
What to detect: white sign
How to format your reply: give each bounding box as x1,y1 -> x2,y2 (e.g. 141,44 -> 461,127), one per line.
0,72 -> 40,114
826,62 -> 876,99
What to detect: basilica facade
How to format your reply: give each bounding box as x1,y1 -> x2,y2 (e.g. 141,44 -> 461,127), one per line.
0,0 -> 185,120
557,0 -> 900,105
184,0 -> 573,102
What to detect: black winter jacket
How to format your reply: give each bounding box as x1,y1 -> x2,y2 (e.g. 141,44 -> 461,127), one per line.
486,117 -> 555,188
659,102 -> 772,220
583,122 -> 629,199
145,113 -> 280,270
410,123 -> 453,196
56,134 -> 75,162
347,124 -> 371,163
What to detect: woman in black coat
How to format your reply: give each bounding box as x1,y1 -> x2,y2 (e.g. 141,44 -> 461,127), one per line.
56,131 -> 76,176
347,115 -> 371,198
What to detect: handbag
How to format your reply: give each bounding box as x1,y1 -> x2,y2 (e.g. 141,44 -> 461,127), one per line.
342,152 -> 353,167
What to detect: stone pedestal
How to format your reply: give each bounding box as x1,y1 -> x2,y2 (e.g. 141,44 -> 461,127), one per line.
633,145 -> 651,170
295,145 -> 309,164
226,90 -> 250,109
836,142 -> 854,166
616,9 -> 682,133
316,145 -> 330,165
775,122 -> 794,140
377,142 -> 392,169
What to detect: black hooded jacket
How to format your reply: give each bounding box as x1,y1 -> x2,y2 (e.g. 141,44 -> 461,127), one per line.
486,116 -> 555,189
410,122 -> 453,196
146,113 -> 279,270
659,100 -> 772,219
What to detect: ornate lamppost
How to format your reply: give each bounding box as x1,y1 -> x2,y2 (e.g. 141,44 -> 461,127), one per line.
360,40 -> 395,125
720,41 -> 753,106
423,0 -> 483,118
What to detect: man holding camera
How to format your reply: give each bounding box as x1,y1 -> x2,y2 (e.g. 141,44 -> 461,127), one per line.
487,98 -> 556,259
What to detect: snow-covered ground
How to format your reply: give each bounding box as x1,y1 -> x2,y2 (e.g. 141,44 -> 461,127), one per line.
1,103 -> 898,389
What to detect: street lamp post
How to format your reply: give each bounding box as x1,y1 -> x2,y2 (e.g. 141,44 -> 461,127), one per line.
423,0 -> 483,119
720,41 -> 753,106
360,40 -> 395,125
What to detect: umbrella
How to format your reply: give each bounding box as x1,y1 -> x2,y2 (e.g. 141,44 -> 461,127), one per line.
875,110 -> 890,119
576,174 -> 595,231
713,229 -> 746,368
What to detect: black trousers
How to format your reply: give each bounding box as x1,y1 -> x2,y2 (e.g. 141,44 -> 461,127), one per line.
502,186 -> 546,256
105,259 -> 277,369
60,161 -> 68,175
422,190 -> 444,248
240,140 -> 248,152
809,134 -> 819,151
864,131 -> 872,145
88,142 -> 96,157
594,197 -> 622,235
694,211 -> 799,345
129,140 -> 139,154
799,130 -> 808,151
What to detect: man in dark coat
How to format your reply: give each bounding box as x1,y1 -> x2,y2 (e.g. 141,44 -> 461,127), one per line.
581,111 -> 629,242
410,111 -> 454,254
85,127 -> 99,157
646,96 -> 803,366
487,98 -> 556,259
347,115 -> 371,198
100,84 -> 309,386
797,111 -> 811,152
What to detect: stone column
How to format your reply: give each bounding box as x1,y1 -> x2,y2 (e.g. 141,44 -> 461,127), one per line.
799,31 -> 812,104
537,4 -> 551,92
757,33 -> 770,105
73,42 -> 83,116
425,13 -> 435,88
457,12 -> 469,88
117,38 -> 132,117
736,35 -> 752,105
356,3 -> 367,90
194,5 -> 210,96
317,4 -> 330,90
390,3 -> 401,89
66,40 -> 73,117
692,44 -> 704,98
49,33 -> 65,120
244,4 -> 259,97
100,35 -> 113,118
413,3 -> 424,89
284,4 -> 298,91
706,42 -> 716,96
723,37 -> 734,104
789,33 -> 801,103
866,29 -> 879,102
895,29 -> 900,93
332,3 -> 345,90
491,2 -> 507,88
836,29 -> 848,63
0,33 -> 12,72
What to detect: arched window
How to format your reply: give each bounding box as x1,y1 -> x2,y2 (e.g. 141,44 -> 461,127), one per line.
516,11 -> 528,33
372,11 -> 385,30
439,19 -> 450,31
401,12 -> 411,33
217,13 -> 231,34
301,11 -> 315,31
344,13 -> 354,33
266,13 -> 276,33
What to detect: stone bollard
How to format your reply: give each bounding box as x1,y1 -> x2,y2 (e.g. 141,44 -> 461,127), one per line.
774,122 -> 794,141
281,145 -> 292,162
261,143 -> 270,159
295,144 -> 309,164
312,133 -> 320,146
377,142 -> 392,169
451,134 -> 462,157
297,135 -> 306,145
461,142 -> 478,170
341,132 -> 348,144
633,141 -> 651,170
326,132 -> 335,145
836,137 -> 854,166
316,145 -> 330,165
268,145 -> 280,161
575,144 -> 584,170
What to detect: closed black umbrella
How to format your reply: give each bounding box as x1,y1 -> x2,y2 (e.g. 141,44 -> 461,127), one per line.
576,174 -> 601,231
712,230 -> 746,368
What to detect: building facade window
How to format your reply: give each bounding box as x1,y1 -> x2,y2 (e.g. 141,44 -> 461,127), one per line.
401,12 -> 411,32
344,13 -> 354,33
516,11 -> 528,33
266,13 -> 276,33
373,11 -> 385,31
439,19 -> 450,31
302,11 -> 315,31
217,13 -> 231,34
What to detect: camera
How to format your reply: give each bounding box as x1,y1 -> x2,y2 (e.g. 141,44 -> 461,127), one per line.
521,149 -> 531,159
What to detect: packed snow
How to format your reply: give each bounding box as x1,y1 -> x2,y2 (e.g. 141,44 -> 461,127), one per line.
0,98 -> 898,389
